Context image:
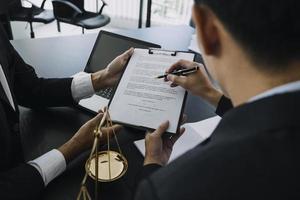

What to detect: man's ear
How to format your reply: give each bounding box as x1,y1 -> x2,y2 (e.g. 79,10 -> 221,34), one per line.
193,5 -> 220,56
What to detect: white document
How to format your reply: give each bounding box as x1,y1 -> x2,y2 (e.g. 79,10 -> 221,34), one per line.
134,116 -> 221,163
109,49 -> 195,133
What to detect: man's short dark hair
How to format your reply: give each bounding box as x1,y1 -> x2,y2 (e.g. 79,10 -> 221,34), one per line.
194,0 -> 299,70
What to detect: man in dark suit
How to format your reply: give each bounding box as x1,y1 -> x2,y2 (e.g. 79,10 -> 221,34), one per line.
135,0 -> 300,199
0,24 -> 133,199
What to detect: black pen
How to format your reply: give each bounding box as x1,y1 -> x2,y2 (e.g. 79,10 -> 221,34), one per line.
156,66 -> 200,79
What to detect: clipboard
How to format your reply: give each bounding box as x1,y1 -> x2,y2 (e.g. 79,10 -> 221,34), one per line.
108,48 -> 196,134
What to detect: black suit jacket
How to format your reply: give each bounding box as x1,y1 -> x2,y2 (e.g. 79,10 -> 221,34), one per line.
135,92 -> 300,199
0,25 -> 75,199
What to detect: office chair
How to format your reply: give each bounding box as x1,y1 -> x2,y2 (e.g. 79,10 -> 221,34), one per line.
52,0 -> 110,34
8,0 -> 55,38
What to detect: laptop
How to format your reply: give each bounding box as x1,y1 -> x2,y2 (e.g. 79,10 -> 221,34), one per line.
78,30 -> 161,113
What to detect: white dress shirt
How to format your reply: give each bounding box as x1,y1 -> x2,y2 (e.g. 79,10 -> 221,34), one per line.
0,66 -> 94,186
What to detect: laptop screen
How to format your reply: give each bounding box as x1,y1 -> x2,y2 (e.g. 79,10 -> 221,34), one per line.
85,31 -> 161,73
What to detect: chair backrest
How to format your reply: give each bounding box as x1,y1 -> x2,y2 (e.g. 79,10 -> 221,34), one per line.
52,0 -> 83,20
67,0 -> 84,10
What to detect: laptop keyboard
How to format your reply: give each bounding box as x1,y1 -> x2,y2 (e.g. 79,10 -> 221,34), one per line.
96,87 -> 114,99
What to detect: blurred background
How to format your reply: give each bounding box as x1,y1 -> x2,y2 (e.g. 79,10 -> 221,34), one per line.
2,0 -> 193,40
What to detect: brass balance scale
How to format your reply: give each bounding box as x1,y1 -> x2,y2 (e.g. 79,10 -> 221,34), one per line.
77,109 -> 128,200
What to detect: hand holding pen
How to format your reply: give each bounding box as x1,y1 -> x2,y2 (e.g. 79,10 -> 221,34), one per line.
161,60 -> 222,107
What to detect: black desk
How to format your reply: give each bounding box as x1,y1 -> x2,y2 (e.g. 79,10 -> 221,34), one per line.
11,25 -> 216,200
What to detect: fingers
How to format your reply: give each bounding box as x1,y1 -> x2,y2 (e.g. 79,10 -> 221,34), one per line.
167,74 -> 188,88
89,112 -> 104,126
128,47 -> 134,55
103,106 -> 108,112
153,121 -> 169,137
170,82 -> 178,88
167,59 -> 194,73
167,60 -> 186,73
101,124 -> 123,138
97,109 -> 104,113
170,127 -> 185,145
111,124 -> 123,133
145,131 -> 151,141
122,48 -> 134,60
98,107 -> 106,113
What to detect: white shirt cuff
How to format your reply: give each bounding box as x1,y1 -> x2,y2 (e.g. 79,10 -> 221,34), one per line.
28,149 -> 66,186
71,72 -> 95,101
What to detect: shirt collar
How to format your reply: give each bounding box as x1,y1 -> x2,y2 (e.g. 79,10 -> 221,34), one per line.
249,80 -> 300,103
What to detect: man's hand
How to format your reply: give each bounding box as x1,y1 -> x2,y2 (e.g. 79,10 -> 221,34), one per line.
58,112 -> 122,163
144,121 -> 185,166
91,48 -> 134,91
166,60 -> 223,107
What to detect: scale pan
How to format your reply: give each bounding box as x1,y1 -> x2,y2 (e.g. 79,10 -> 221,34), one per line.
85,151 -> 128,182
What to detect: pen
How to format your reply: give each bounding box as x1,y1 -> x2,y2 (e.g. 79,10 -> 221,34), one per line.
155,66 -> 200,79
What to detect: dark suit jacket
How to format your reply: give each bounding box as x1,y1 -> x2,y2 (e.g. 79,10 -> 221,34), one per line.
0,25 -> 75,199
135,92 -> 300,199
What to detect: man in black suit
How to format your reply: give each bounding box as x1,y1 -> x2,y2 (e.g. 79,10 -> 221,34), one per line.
135,0 -> 300,199
0,25 -> 133,199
